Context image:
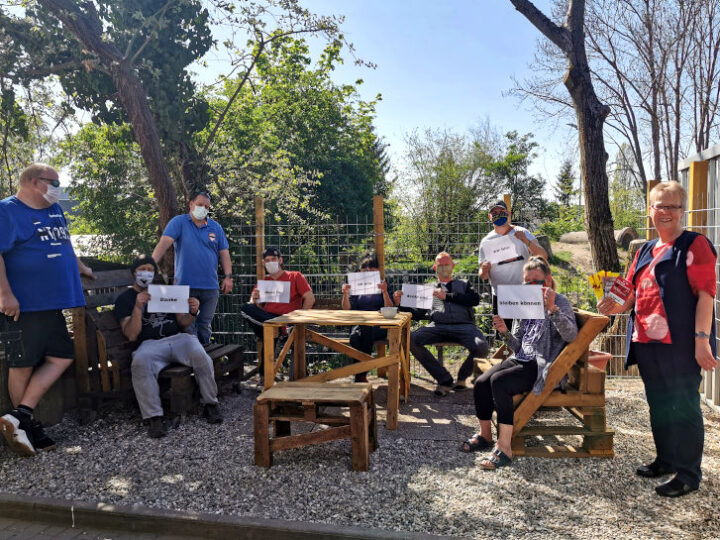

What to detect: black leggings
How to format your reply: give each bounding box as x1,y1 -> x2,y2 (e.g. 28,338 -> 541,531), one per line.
473,357 -> 537,425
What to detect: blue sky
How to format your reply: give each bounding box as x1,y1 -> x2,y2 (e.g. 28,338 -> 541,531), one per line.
299,0 -> 577,188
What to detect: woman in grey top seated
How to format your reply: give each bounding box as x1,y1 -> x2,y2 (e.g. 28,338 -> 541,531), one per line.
462,256 -> 578,469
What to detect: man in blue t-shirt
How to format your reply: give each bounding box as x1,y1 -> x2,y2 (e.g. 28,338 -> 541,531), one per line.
341,254 -> 393,382
152,192 -> 232,344
0,163 -> 94,457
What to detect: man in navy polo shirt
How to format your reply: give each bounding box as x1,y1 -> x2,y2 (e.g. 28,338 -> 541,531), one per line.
0,163 -> 94,457
341,254 -> 393,382
152,192 -> 232,344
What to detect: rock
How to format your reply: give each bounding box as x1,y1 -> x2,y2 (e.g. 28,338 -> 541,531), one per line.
627,238 -> 647,264
614,227 -> 638,249
559,231 -> 589,244
535,234 -> 553,260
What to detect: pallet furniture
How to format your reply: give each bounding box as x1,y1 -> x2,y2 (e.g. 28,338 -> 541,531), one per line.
254,382 -> 378,471
73,270 -> 247,421
477,309 -> 614,458
261,310 -> 411,430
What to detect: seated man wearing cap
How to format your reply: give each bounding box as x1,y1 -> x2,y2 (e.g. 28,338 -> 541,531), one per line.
240,247 -> 315,340
394,252 -> 488,396
114,255 -> 223,438
478,200 -> 547,331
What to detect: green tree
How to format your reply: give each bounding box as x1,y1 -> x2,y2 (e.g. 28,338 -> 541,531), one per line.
553,159 -> 577,206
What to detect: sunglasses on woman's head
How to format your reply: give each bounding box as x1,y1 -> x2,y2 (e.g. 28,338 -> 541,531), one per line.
523,279 -> 545,285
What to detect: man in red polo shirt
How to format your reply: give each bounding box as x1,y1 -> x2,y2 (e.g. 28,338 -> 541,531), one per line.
240,247 -> 315,338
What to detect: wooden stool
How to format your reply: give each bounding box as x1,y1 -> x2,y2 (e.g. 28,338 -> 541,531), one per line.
254,382 -> 378,471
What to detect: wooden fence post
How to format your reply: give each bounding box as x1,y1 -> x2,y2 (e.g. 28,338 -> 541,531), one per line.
503,193 -> 512,217
646,179 -> 660,240
373,196 -> 385,280
255,197 -> 265,282
687,161 -> 709,234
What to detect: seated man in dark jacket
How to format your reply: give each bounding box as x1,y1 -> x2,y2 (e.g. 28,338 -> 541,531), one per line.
394,252 -> 488,396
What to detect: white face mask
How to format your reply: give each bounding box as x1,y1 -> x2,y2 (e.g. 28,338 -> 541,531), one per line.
264,261 -> 280,274
135,270 -> 155,288
43,184 -> 63,205
191,205 -> 209,220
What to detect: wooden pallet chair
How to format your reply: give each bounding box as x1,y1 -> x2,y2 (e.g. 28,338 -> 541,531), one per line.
477,309 -> 613,458
73,270 -> 246,422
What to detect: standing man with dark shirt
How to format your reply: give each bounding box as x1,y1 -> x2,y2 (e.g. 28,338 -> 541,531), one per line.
152,192 -> 232,345
240,247 -> 315,338
394,252 -> 488,396
0,163 -> 94,456
341,254 -> 393,382
114,255 -> 222,438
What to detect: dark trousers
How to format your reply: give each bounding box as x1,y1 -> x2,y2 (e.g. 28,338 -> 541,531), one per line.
240,303 -> 277,339
633,342 -> 704,489
473,357 -> 537,425
349,326 -> 387,381
410,323 -> 488,386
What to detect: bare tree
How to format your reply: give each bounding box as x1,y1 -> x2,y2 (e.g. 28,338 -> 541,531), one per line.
689,0 -> 720,153
509,0 -> 620,271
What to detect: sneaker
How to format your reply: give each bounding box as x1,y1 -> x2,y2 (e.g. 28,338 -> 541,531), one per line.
453,380 -> 469,391
148,416 -> 167,438
30,420 -> 57,452
0,413 -> 36,456
433,384 -> 452,397
203,403 -> 224,424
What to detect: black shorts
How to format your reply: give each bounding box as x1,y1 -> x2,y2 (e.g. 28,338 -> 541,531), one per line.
1,310 -> 74,368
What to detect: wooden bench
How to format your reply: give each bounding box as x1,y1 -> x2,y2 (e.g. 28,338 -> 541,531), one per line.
254,382 -> 377,471
74,269 -> 246,422
477,309 -> 613,458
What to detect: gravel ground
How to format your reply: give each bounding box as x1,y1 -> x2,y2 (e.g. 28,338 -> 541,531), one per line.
1,374 -> 719,539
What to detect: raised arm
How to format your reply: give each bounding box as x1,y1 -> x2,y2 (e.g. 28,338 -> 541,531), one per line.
120,291 -> 149,342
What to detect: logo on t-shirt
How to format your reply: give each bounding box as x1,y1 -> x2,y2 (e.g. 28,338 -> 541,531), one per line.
208,232 -> 216,242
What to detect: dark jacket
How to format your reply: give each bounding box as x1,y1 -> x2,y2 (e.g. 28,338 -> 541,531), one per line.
625,230 -> 717,367
401,279 -> 479,325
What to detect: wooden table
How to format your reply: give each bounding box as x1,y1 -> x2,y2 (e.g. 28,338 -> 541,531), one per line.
262,310 -> 412,430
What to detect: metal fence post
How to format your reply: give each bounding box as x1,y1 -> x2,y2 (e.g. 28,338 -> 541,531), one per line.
255,197 -> 265,282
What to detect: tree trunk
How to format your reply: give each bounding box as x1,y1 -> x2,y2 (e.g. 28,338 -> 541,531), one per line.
38,0 -> 178,234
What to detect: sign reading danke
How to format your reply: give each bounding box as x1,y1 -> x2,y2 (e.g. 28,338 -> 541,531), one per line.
482,235 -> 520,264
347,271 -> 381,296
147,285 -> 190,313
257,280 -> 291,304
496,285 -> 545,319
400,284 -> 434,310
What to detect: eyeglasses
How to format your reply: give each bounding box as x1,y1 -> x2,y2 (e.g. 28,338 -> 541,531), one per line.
37,177 -> 60,188
650,204 -> 682,211
523,279 -> 545,286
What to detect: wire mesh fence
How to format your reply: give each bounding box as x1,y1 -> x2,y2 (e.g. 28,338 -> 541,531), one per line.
210,210 -> 647,379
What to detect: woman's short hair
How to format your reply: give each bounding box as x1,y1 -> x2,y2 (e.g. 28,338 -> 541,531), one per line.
360,254 -> 379,269
524,256 -> 556,290
649,180 -> 687,209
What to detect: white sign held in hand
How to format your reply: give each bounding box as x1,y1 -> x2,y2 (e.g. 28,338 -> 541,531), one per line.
347,271 -> 381,296
482,235 -> 520,264
147,285 -> 190,313
400,284 -> 434,310
496,285 -> 545,320
257,280 -> 290,303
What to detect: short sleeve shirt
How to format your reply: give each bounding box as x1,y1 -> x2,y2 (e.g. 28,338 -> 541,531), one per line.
626,236 -> 717,343
162,215 -> 229,290
258,271 -> 312,315
113,288 -> 181,342
479,226 -> 537,293
0,196 -> 85,312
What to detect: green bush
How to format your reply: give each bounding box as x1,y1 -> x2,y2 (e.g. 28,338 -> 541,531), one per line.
536,206 -> 584,241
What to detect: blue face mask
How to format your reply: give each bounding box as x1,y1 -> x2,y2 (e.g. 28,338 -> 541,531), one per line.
491,214 -> 508,226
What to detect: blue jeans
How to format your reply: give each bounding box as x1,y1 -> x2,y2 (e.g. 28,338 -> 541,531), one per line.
189,288 -> 220,345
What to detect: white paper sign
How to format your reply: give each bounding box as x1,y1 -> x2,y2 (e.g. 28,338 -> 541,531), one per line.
347,271 -> 381,296
400,284 -> 435,310
496,285 -> 545,320
258,279 -> 290,303
147,285 -> 190,313
482,235 -> 520,264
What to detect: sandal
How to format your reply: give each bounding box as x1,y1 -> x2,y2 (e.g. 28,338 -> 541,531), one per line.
461,433 -> 492,453
480,447 -> 512,470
